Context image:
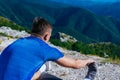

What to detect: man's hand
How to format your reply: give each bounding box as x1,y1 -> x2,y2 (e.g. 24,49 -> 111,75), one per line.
86,58 -> 95,66
75,58 -> 95,68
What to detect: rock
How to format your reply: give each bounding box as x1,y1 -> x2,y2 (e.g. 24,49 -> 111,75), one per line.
0,26 -> 30,38
0,46 -> 4,53
0,27 -> 120,80
49,43 -> 120,80
0,26 -> 30,52
52,32 -> 77,42
48,59 -> 120,80
0,38 -> 16,50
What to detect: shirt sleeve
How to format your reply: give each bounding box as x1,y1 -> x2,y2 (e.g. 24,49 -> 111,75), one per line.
45,47 -> 64,61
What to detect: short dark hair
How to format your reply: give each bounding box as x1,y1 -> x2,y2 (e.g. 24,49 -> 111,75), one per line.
31,17 -> 52,36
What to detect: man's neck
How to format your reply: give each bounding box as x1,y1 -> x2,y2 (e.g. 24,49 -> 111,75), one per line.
31,33 -> 44,40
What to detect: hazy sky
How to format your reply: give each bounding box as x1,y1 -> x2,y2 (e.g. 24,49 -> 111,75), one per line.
51,0 -> 119,2
91,0 -> 119,2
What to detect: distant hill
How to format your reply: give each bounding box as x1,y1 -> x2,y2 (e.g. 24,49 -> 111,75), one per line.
52,0 -> 120,20
84,2 -> 120,20
0,0 -> 120,44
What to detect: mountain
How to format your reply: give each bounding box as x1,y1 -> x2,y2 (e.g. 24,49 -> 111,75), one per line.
0,0 -> 71,27
85,2 -> 120,20
0,0 -> 120,44
51,0 -> 118,7
52,0 -> 120,20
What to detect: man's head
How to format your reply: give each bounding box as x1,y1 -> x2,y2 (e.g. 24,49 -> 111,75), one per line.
31,17 -> 52,42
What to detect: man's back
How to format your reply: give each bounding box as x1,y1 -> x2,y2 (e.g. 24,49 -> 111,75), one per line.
0,36 -> 63,80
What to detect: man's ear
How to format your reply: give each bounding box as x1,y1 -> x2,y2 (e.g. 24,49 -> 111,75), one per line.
44,34 -> 49,42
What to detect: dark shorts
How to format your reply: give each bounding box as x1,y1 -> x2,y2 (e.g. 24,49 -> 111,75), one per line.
38,72 -> 62,80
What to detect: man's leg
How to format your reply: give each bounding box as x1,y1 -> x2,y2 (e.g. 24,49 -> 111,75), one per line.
32,63 -> 48,80
84,63 -> 97,80
38,72 -> 62,80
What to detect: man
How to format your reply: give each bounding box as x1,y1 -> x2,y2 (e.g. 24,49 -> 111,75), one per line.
0,17 -> 94,80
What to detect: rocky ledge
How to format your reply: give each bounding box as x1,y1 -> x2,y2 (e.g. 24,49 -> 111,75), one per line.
47,46 -> 120,80
0,26 -> 120,80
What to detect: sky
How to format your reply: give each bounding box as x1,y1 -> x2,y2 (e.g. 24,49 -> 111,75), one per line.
51,0 -> 119,2
91,0 -> 119,2
50,0 -> 120,7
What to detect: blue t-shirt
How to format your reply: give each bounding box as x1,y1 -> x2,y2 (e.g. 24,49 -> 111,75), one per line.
0,36 -> 64,80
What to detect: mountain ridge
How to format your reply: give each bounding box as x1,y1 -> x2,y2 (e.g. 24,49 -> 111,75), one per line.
0,0 -> 120,44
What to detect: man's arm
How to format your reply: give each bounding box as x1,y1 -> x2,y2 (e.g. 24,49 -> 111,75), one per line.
56,56 -> 94,69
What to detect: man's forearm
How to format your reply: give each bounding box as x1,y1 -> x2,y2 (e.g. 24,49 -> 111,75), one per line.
56,56 -> 94,69
74,59 -> 88,69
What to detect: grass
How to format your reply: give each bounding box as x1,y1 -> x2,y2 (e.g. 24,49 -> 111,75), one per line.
0,32 -> 13,38
102,58 -> 120,65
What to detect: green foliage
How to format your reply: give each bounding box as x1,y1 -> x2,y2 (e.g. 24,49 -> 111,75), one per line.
0,16 -> 30,32
89,42 -> 120,59
0,32 -> 13,38
103,58 -> 120,64
50,39 -> 120,63
50,39 -> 63,47
72,42 -> 84,52
50,39 -> 73,50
